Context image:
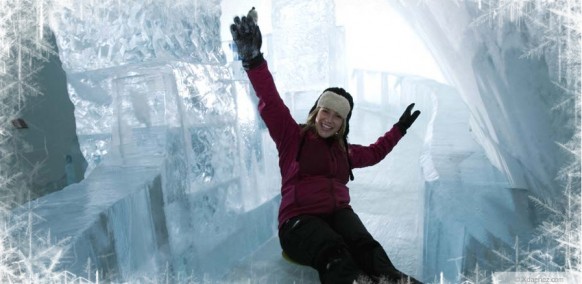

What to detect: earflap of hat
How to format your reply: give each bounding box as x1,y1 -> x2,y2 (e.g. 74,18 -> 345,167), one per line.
308,101 -> 318,116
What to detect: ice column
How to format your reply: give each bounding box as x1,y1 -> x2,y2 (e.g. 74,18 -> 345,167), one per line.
271,0 -> 347,119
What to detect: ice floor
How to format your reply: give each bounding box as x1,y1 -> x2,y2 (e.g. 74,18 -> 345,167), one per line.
223,236 -> 319,283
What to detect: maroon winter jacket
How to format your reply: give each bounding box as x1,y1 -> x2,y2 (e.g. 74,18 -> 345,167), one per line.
246,61 -> 404,228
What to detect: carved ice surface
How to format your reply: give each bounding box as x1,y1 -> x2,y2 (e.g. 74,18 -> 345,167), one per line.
12,0 -> 575,282
26,0 -> 280,281
50,0 -> 224,73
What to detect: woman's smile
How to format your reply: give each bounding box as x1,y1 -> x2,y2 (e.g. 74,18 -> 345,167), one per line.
315,107 -> 343,138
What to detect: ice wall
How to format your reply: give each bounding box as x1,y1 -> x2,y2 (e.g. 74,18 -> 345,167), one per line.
271,0 -> 347,92
13,0 -> 281,281
388,1 -> 577,281
389,1 -> 573,200
50,0 -> 224,175
11,0 -> 576,282
347,69 -> 537,282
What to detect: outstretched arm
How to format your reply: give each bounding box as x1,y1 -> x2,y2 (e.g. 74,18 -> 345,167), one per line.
350,104 -> 421,168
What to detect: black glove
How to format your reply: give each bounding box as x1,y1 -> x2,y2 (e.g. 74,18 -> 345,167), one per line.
395,103 -> 421,135
230,7 -> 264,70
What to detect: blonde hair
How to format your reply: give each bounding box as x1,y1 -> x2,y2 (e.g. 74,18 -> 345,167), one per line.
302,107 -> 347,150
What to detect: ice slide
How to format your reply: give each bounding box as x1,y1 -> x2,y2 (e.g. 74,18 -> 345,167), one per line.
15,68 -> 512,283
11,0 -> 563,282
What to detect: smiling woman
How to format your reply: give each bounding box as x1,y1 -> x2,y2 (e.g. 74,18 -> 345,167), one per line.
229,8 -> 423,282
314,107 -> 343,138
4,0 -> 575,283
311,90 -> 351,138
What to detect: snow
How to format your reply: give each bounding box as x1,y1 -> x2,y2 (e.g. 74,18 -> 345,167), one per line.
1,0 -> 579,283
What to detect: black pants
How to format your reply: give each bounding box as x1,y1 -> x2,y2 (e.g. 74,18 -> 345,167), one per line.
279,208 -> 421,284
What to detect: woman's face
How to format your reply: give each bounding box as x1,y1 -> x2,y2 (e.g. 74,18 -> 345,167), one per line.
314,107 -> 343,138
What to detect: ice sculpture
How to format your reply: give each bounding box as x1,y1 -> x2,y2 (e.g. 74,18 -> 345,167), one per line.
9,0 -> 577,282
52,0 -> 224,176
13,0 -> 281,281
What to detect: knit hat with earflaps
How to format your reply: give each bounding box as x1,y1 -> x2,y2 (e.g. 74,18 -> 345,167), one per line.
298,87 -> 355,181
315,91 -> 352,121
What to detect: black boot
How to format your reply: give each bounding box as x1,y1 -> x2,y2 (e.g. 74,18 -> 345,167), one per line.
316,245 -> 363,284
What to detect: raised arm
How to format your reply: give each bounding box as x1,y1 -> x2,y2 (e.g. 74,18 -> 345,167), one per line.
230,9 -> 299,153
247,62 -> 299,152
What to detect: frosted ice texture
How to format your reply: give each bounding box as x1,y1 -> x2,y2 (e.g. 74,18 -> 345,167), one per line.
27,0 -> 282,281
50,0 -> 224,73
50,0 -> 224,175
22,0 -> 568,282
271,0 -> 336,92
390,1 -> 572,200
